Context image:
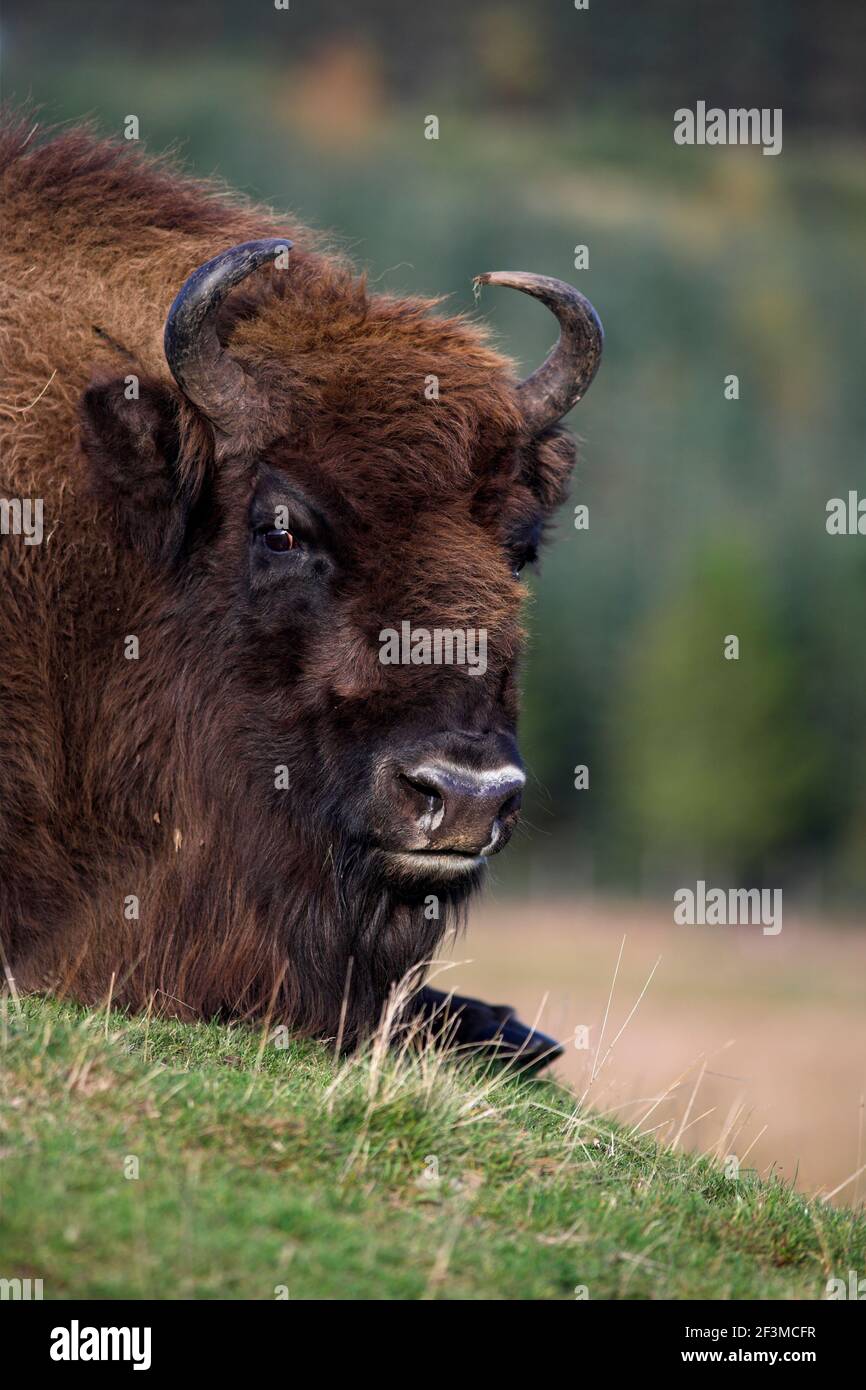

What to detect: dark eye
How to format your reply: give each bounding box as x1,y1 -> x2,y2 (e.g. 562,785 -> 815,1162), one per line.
262,528 -> 294,553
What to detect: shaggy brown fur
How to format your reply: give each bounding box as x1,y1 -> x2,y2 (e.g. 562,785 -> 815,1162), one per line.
0,113 -> 576,1043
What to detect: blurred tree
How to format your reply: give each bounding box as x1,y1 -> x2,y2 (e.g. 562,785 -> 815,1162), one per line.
616,538 -> 823,880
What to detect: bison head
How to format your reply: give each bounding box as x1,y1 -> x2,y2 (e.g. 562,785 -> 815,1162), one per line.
79,237 -> 601,1023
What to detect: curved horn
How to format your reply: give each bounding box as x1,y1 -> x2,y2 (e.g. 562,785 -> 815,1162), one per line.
164,238 -> 292,433
473,271 -> 603,436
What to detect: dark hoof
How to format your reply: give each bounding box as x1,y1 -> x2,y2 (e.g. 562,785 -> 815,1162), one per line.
415,987 -> 564,1074
462,1007 -> 564,1075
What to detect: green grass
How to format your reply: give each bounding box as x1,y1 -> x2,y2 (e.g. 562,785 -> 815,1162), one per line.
1,995 -> 863,1300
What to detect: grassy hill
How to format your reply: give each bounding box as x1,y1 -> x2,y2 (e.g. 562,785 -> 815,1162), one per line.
1,995 -> 863,1300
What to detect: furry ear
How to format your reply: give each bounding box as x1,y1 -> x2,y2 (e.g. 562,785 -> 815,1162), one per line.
79,373 -> 201,564
525,429 -> 578,514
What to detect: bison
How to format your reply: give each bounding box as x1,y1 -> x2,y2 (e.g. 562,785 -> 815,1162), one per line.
0,114 -> 602,1067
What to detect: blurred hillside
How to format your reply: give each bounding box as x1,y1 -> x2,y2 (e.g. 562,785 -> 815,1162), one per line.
4,0 -> 866,907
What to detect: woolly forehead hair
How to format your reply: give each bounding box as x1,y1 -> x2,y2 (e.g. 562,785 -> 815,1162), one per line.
217,253 -> 527,482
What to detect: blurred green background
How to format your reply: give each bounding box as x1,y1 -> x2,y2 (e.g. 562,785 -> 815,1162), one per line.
5,0 -> 866,907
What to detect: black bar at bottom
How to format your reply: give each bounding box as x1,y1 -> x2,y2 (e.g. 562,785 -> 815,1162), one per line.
9,1296 -> 862,1374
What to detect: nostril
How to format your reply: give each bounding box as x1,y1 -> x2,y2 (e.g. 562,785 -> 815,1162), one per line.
398,772 -> 444,817
498,791 -> 522,820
